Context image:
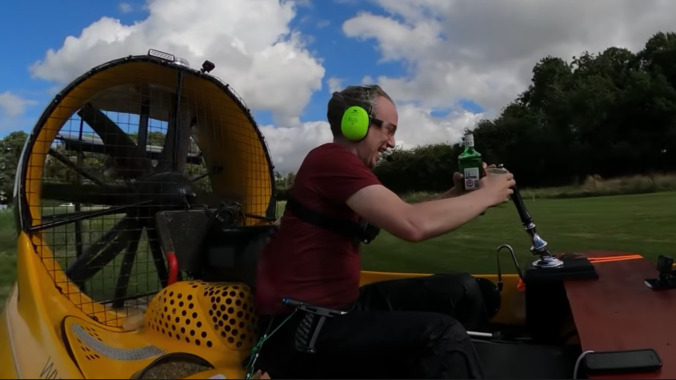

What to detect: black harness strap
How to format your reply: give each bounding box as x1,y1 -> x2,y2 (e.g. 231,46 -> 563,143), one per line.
285,197 -> 380,244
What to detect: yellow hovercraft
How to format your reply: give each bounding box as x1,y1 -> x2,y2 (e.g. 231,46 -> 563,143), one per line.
1,50 -> 674,380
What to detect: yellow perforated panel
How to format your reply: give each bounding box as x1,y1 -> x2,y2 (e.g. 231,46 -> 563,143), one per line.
145,281 -> 258,352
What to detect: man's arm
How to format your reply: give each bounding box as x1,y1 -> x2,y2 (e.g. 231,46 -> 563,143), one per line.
346,184 -> 493,243
347,169 -> 515,243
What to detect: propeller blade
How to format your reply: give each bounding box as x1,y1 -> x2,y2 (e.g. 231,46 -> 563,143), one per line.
144,226 -> 169,288
190,164 -> 223,183
30,200 -> 152,232
41,183 -> 135,206
112,227 -> 143,308
56,134 -> 203,165
137,86 -> 150,155
48,148 -> 108,187
77,103 -> 152,178
157,81 -> 194,173
66,216 -> 140,284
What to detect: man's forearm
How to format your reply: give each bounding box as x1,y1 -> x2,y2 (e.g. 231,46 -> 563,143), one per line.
403,190 -> 491,241
436,189 -> 455,199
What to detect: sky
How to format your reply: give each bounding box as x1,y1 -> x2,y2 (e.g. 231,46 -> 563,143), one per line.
1,0 -> 676,174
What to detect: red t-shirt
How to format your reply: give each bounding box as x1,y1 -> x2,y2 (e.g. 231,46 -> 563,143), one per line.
255,143 -> 382,315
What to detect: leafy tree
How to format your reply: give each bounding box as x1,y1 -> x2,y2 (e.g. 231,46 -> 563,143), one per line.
273,172 -> 296,200
374,143 -> 464,194
0,131 -> 28,204
375,30 -> 676,191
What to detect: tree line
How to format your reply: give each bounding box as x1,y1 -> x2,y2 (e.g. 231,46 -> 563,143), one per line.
374,31 -> 676,193
0,131 -> 26,204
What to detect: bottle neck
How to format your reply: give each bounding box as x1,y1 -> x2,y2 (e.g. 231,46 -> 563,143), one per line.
464,134 -> 474,149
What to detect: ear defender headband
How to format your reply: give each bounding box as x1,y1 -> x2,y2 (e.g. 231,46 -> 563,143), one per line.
340,86 -> 374,142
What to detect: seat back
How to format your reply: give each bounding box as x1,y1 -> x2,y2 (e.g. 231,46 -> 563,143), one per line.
155,209 -> 213,274
201,225 -> 277,289
155,209 -> 277,288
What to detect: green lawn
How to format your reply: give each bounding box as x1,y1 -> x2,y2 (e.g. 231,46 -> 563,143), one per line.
0,211 -> 15,256
0,211 -> 16,305
360,191 -> 676,274
1,191 -> 675,307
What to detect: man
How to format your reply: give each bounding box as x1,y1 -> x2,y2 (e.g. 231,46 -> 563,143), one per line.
254,84 -> 516,378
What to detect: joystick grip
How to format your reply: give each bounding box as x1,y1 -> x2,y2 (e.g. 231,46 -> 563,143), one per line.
510,185 -> 533,227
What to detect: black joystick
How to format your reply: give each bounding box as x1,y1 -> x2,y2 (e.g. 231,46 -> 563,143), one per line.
510,183 -> 563,268
495,165 -> 597,280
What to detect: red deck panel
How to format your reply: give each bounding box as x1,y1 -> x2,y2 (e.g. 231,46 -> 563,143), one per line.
564,250 -> 676,379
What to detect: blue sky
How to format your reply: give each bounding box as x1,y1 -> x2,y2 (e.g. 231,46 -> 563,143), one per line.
1,0 -> 674,173
1,0 -> 420,134
0,1 -> 149,135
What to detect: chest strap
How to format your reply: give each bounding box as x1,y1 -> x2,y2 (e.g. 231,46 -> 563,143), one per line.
285,197 -> 380,244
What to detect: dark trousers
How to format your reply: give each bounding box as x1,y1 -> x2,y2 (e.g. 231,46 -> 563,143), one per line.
255,273 -> 489,379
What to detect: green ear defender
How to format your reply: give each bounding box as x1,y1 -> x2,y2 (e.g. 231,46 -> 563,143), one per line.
341,105 -> 371,141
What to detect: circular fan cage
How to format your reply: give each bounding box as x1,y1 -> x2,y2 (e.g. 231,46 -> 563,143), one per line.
15,52 -> 278,328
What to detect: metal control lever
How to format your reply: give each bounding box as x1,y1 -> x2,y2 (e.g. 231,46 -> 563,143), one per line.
497,165 -> 563,268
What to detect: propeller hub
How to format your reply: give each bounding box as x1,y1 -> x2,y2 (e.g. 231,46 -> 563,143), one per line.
135,171 -> 198,212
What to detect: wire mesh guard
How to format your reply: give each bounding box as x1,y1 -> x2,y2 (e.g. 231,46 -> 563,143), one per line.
23,58 -> 275,327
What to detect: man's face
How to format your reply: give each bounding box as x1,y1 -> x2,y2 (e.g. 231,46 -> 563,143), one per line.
357,96 -> 398,168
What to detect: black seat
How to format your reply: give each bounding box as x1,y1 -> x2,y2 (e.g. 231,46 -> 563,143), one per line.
473,340 -> 581,379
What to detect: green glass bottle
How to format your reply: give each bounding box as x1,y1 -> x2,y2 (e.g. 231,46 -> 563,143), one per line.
458,133 -> 482,191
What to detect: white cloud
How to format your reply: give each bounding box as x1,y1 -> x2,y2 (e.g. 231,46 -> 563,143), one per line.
118,2 -> 133,13
317,19 -> 331,29
0,92 -> 37,132
327,77 -> 344,94
260,121 -> 334,174
393,104 -> 482,150
29,0 -> 324,128
0,92 -> 35,118
342,0 -> 676,141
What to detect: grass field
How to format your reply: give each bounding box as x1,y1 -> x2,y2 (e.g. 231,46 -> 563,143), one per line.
360,191 -> 676,274
1,191 -> 675,307
0,211 -> 16,305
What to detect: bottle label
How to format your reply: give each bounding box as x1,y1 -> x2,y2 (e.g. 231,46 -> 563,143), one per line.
464,134 -> 474,147
464,167 -> 480,190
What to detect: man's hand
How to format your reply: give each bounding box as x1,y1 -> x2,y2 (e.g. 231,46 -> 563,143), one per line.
250,370 -> 271,379
478,170 -> 515,206
438,172 -> 464,199
483,163 -> 497,175
439,162 -> 494,199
